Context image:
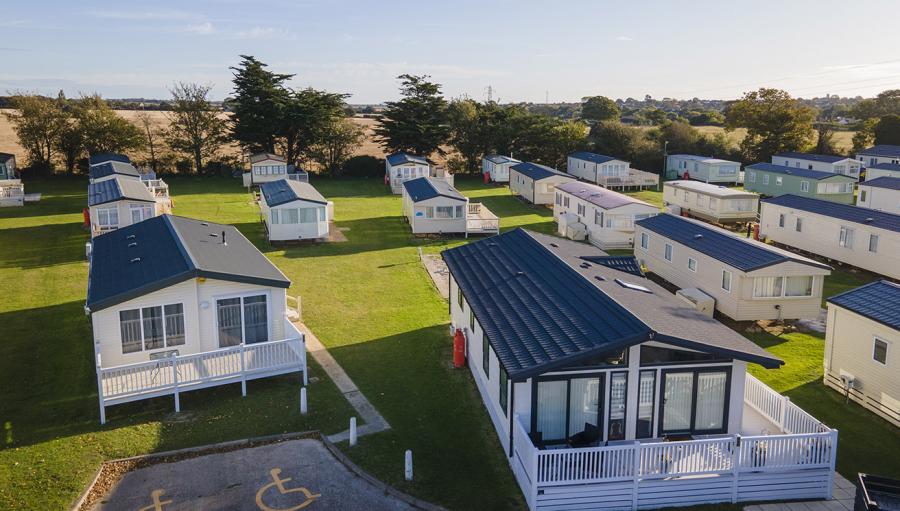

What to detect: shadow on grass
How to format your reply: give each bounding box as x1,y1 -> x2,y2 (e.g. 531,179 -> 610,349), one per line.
0,222 -> 88,269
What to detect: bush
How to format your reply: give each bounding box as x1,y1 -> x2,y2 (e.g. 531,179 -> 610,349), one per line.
340,155 -> 383,178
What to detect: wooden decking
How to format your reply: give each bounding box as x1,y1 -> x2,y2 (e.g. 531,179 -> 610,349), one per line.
466,203 -> 500,235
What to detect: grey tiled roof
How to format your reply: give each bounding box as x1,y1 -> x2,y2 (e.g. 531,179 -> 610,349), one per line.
828,280 -> 900,330
261,179 -> 327,207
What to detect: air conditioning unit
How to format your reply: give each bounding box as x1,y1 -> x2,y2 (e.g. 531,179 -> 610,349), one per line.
676,287 -> 715,317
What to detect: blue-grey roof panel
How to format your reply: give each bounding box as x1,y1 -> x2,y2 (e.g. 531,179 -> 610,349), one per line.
763,194 -> 900,233
89,153 -> 131,166
862,176 -> 900,191
580,256 -> 644,277
859,145 -> 900,158
386,152 -> 428,166
88,176 -> 155,206
746,163 -> 851,180
402,176 -> 466,202
510,162 -> 569,181
89,161 -> 141,180
485,154 -> 520,165
828,280 -> 900,330
636,214 -> 831,272
774,152 -> 846,164
870,163 -> 900,172
569,151 -> 623,164
260,179 -> 327,207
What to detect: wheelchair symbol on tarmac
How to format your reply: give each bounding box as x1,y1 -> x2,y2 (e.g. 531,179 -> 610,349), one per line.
255,468 -> 321,511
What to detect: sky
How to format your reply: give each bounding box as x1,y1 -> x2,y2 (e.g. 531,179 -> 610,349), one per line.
2,0 -> 900,104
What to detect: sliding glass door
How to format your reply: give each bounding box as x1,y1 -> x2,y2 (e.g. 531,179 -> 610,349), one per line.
659,368 -> 730,436
661,372 -> 694,433
534,375 -> 603,446
216,294 -> 269,347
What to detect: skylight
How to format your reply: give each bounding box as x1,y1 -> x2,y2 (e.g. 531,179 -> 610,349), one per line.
614,278 -> 652,293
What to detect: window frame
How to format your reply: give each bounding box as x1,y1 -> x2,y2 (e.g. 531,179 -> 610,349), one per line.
213,291 -> 271,348
873,337 -> 889,365
483,335 -> 491,379
664,243 -> 673,262
118,302 -> 186,354
721,269 -> 732,293
640,232 -> 649,251
869,234 -> 879,253
499,367 -> 509,415
687,257 -> 698,272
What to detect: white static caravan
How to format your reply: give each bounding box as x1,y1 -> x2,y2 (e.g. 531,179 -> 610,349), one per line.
662,180 -> 759,224
401,177 -> 499,236
666,154 -> 742,184
88,175 -> 172,237
259,179 -> 333,241
86,215 -> 306,424
773,152 -> 862,179
482,155 -> 520,183
857,176 -> 900,213
759,194 -> 900,280
443,229 -> 836,511
242,153 -> 307,187
386,152 -> 431,194
865,162 -> 900,181
824,281 -> 900,428
857,144 -> 900,168
0,152 -> 23,207
634,214 -> 831,321
567,151 -> 629,183
509,162 -> 575,205
553,180 -> 659,250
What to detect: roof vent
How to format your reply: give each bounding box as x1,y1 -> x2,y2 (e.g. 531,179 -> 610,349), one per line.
615,278 -> 652,293
130,257 -> 141,263
694,234 -> 703,239
549,243 -> 558,248
580,262 -> 592,268
128,242 -> 137,247
126,234 -> 135,240
865,217 -> 874,223
516,271 -> 525,276
594,275 -> 606,282
201,222 -> 208,226
209,232 -> 219,237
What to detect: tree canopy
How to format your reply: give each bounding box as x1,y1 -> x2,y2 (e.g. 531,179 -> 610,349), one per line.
165,82 -> 229,174
228,55 -> 293,154
374,74 -> 450,156
725,88 -> 815,162
581,96 -> 620,122
874,114 -> 900,145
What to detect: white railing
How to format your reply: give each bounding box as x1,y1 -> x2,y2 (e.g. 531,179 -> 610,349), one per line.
143,179 -> 170,198
286,294 -> 302,321
739,432 -> 836,470
744,373 -> 829,434
0,183 -> 24,198
466,203 -> 500,234
597,169 -> 660,189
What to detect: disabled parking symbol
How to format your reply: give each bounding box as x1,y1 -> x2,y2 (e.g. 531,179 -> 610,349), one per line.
255,468 -> 321,511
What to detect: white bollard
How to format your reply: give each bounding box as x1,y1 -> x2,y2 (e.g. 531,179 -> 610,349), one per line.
349,417 -> 357,446
404,450 -> 413,481
300,387 -> 308,415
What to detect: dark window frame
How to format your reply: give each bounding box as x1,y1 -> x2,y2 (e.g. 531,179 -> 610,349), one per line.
483,335 -> 491,379
499,367 -> 509,415
657,366 -> 732,438
530,371 -> 607,447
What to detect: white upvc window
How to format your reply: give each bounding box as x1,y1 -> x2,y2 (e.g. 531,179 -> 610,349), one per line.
708,197 -> 717,210
800,181 -> 810,192
869,234 -> 879,253
752,275 -> 814,298
664,243 -> 673,262
721,270 -> 732,293
215,293 -> 269,347
119,303 -> 186,354
778,214 -> 785,228
130,204 -> 153,224
640,232 -> 649,250
775,176 -> 783,186
687,257 -> 697,272
435,206 -> 454,219
873,337 -> 888,365
860,189 -> 867,202
96,207 -> 119,230
839,226 -> 854,248
748,171 -> 756,183
763,174 -> 770,185
795,217 -> 803,232
595,210 -> 603,226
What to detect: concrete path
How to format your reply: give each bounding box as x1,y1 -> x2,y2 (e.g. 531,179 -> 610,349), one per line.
420,250 -> 450,300
744,473 -> 857,511
294,322 -> 391,442
91,439 -> 417,511
797,308 -> 828,333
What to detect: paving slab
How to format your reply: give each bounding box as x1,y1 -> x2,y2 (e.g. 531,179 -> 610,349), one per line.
91,438 -> 416,511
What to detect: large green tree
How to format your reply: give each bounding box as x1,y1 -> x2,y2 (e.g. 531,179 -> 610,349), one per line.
229,55 -> 293,154
851,89 -> 900,120
308,117 -> 366,176
165,82 -> 229,174
581,96 -> 620,122
375,74 -> 450,156
278,88 -> 349,166
75,94 -> 144,155
3,95 -> 64,168
874,114 -> 900,145
725,88 -> 815,162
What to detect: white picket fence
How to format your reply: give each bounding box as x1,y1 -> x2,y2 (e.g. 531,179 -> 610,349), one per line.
95,324 -> 306,424
511,375 -> 838,510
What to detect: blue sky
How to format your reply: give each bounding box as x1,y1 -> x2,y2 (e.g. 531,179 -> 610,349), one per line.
2,0 -> 899,103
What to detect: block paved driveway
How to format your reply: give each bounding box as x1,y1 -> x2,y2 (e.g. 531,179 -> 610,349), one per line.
92,439 -> 418,511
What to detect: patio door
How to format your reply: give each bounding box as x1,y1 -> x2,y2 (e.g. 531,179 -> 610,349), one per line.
534,375 -> 603,446
216,294 -> 269,348
659,369 -> 730,436
661,372 -> 694,434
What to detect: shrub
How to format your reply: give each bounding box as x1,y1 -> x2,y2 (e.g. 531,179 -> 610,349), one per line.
340,155 -> 383,178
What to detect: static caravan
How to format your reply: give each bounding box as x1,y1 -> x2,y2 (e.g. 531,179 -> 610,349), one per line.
744,163 -> 855,204
89,161 -> 142,184
567,151 -> 628,183
386,152 -> 431,194
554,180 -> 658,249
443,228 -> 836,510
482,155 -> 520,183
634,214 -> 831,321
662,181 -> 759,224
88,175 -> 172,237
86,215 -> 306,423
259,179 -> 332,241
857,144 -> 900,168
772,152 -> 862,179
759,194 -> 900,280
0,153 -> 23,207
509,162 -> 575,205
666,154 -> 742,184
865,162 -> 900,181
824,281 -> 900,428
242,153 -> 306,187
401,176 -> 499,236
89,153 -> 131,167
857,177 -> 900,212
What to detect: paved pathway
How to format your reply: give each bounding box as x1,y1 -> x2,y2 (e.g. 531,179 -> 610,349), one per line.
294,322 -> 391,442
744,473 -> 857,511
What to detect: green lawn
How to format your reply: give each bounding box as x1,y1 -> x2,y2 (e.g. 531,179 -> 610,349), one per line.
1,175 -> 897,510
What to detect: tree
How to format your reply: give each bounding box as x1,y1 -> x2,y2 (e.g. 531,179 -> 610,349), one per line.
853,90 -> 900,119
308,117 -> 365,176
75,94 -> 144,155
581,96 -> 620,122
229,55 -> 293,154
135,111 -> 162,173
874,114 -> 900,145
813,123 -> 839,155
374,74 -> 450,156
447,99 -> 496,172
725,88 -> 815,162
279,88 -> 349,166
588,120 -> 645,161
3,94 -> 64,168
852,118 -> 877,152
165,82 -> 229,173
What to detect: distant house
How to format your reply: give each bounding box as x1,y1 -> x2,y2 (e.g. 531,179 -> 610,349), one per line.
385,152 -> 431,194
554,180 -> 658,249
857,144 -> 900,168
0,153 -> 23,207
857,176 -> 900,213
568,151 -> 659,189
744,163 -> 855,204
88,175 -> 172,237
86,215 -> 305,423
242,153 -> 306,187
759,194 -> 900,280
509,162 -> 575,205
663,180 -> 759,224
866,162 -> 900,181
89,161 -> 142,184
443,228 -> 837,510
401,176 -> 498,236
634,214 -> 831,321
772,152 -> 862,179
481,155 -> 520,183
259,179 -> 333,241
666,154 -> 742,184
824,281 -> 900,428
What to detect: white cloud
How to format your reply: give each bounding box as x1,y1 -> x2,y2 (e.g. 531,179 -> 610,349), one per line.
183,22 -> 215,35
615,35 -> 633,41
88,9 -> 194,21
234,26 -> 296,41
